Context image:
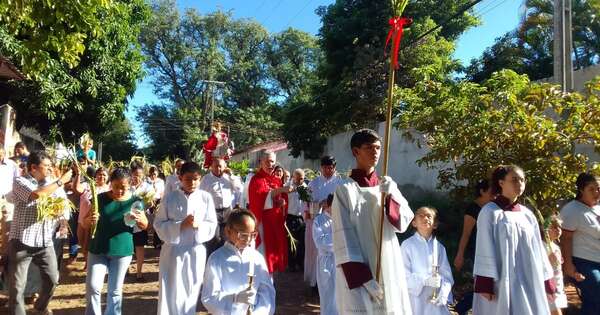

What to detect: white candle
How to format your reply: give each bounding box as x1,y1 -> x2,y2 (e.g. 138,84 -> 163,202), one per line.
248,255 -> 255,276
432,236 -> 438,268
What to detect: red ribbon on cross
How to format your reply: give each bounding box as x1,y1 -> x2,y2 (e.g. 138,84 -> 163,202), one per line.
384,17 -> 413,69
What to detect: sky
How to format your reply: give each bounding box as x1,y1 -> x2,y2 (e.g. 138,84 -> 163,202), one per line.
128,0 -> 524,145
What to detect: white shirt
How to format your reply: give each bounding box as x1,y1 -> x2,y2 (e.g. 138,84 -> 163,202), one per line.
0,158 -> 19,197
202,242 -> 276,315
164,174 -> 180,196
308,174 -> 342,215
147,177 -> 165,199
287,182 -> 308,216
199,172 -> 235,209
401,233 -> 453,315
560,199 -> 600,263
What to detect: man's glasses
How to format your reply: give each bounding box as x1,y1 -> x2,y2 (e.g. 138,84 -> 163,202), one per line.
236,231 -> 258,241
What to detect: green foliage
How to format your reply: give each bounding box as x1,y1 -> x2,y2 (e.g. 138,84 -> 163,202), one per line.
227,159 -> 250,178
466,0 -> 600,82
95,119 -> 138,162
283,0 -> 478,158
396,69 -> 600,215
2,0 -> 150,142
0,0 -> 109,76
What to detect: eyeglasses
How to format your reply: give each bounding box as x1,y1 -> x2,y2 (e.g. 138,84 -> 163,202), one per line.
236,231 -> 258,241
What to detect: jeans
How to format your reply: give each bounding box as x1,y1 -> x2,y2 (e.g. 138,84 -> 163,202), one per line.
8,239 -> 59,315
85,253 -> 132,315
573,256 -> 600,315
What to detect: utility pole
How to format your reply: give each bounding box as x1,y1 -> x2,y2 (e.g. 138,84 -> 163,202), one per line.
200,79 -> 225,135
553,0 -> 573,92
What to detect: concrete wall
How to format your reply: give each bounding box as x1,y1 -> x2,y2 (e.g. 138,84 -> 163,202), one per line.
537,63 -> 600,92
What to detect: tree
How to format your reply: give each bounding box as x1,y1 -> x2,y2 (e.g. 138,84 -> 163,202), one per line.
283,0 -> 478,158
139,1 -> 321,159
396,69 -> 600,214
466,0 -> 600,82
1,0 -> 149,142
96,119 -> 138,161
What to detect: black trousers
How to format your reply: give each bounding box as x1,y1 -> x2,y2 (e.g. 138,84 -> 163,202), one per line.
205,207 -> 231,257
286,214 -> 305,271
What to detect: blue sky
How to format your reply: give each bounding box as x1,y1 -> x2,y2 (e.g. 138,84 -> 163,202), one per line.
128,0 -> 524,145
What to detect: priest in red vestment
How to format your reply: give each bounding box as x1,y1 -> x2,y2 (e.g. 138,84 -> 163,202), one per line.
248,151 -> 291,273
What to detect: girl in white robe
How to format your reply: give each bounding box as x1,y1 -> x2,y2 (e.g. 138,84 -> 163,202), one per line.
312,199 -> 337,315
202,210 -> 276,315
401,207 -> 453,315
153,162 -> 218,315
473,165 -> 555,315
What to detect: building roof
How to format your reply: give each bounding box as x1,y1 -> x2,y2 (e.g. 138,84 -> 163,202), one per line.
0,56 -> 25,80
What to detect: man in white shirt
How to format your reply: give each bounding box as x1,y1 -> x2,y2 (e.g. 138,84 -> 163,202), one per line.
305,156 -> 342,287
286,169 -> 307,272
199,158 -> 235,255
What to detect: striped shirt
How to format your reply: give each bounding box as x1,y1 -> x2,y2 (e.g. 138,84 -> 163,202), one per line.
9,175 -> 57,247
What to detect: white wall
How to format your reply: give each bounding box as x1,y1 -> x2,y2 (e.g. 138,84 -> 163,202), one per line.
232,120 -> 443,193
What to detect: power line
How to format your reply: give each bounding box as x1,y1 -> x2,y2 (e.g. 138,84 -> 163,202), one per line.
402,0 -> 485,51
284,0 -> 316,29
261,0 -> 285,25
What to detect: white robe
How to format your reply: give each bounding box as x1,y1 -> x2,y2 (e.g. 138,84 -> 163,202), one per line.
201,242 -> 275,315
306,174 -> 342,286
332,179 -> 414,315
313,212 -> 338,315
473,202 -> 553,315
153,189 -> 218,315
401,233 -> 453,315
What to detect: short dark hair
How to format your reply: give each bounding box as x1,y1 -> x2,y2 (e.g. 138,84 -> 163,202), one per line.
321,155 -> 336,166
575,172 -> 600,200
130,163 -> 144,173
26,150 -> 52,171
14,142 -> 26,150
226,209 -> 257,227
109,167 -> 131,182
350,129 -> 380,149
490,165 -> 524,195
95,167 -> 108,178
148,166 -> 158,173
180,161 -> 202,175
474,179 -> 490,197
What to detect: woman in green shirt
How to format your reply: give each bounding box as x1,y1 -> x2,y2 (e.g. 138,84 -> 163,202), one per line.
81,167 -> 148,315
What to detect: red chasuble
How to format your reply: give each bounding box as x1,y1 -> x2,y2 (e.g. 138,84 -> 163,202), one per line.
248,168 -> 288,273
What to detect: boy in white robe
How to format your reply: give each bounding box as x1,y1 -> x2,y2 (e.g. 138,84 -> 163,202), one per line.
313,195 -> 337,315
331,129 -> 414,315
202,209 -> 275,315
473,165 -> 556,315
401,207 -> 453,315
153,162 -> 218,315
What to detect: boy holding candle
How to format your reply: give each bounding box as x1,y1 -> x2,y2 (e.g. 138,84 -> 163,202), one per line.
201,210 -> 275,315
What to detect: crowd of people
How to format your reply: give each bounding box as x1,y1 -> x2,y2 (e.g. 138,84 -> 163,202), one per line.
0,128 -> 598,315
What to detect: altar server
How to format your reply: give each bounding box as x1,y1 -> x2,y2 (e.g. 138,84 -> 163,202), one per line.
201,210 -> 275,315
473,165 -> 556,315
154,161 -> 217,315
312,194 -> 337,315
332,129 -> 414,314
401,206 -> 453,315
